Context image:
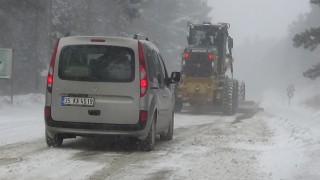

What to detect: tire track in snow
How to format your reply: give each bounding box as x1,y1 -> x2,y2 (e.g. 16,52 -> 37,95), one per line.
87,112 -> 271,180
0,138 -> 48,164
0,111 -> 272,179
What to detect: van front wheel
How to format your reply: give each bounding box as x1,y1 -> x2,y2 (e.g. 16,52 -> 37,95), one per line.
160,113 -> 174,141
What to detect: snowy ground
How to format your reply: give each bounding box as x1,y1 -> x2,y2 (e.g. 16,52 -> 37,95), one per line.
0,92 -> 319,180
259,90 -> 320,180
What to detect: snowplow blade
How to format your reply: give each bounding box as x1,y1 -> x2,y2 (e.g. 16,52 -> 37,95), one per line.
237,101 -> 261,113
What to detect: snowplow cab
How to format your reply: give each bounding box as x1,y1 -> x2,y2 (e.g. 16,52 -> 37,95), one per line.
183,22 -> 232,77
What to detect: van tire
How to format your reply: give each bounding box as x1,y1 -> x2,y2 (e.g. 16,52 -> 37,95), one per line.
46,130 -> 63,147
160,113 -> 174,141
138,119 -> 156,151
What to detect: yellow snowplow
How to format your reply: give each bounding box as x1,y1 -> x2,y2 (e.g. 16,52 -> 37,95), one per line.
175,22 -> 240,115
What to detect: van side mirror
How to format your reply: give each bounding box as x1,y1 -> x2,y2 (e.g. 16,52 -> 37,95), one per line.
170,72 -> 181,83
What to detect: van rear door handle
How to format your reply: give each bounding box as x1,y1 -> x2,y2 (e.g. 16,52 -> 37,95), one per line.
88,110 -> 101,116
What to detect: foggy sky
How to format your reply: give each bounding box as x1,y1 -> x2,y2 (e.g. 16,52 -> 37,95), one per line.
208,0 -> 311,44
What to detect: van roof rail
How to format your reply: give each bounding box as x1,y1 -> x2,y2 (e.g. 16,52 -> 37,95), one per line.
64,31 -> 80,37
133,34 -> 149,41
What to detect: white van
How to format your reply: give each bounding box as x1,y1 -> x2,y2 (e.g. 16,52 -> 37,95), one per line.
44,35 -> 180,151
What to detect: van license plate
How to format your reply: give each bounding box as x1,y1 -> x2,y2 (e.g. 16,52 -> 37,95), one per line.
61,97 -> 94,107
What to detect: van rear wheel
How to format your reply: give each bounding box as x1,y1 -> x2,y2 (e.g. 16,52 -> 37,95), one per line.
137,119 -> 156,151
45,130 -> 63,147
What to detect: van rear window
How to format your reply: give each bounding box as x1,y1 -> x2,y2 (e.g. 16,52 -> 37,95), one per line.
58,45 -> 135,82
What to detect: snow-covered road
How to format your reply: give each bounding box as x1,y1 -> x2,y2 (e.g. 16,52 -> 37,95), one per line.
0,94 -> 319,180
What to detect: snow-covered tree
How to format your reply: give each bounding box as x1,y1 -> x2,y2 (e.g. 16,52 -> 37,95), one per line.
0,0 -> 212,94
293,0 -> 320,79
0,0 -> 48,93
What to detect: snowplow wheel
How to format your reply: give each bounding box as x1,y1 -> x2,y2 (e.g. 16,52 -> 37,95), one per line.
223,79 -> 234,115
45,130 -> 63,147
239,82 -> 245,101
232,80 -> 239,114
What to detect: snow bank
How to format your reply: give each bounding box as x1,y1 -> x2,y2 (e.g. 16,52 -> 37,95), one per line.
0,94 -> 45,146
260,89 -> 320,180
0,94 -> 44,108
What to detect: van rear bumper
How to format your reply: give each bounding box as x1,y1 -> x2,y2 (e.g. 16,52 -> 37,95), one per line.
45,117 -> 148,138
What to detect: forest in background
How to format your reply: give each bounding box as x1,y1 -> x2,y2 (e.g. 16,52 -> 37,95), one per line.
0,0 -> 211,94
0,0 -> 319,100
234,1 -> 320,99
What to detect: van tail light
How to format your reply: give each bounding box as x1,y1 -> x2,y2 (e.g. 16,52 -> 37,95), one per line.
138,41 -> 148,97
139,111 -> 148,123
47,39 -> 60,93
44,106 -> 52,120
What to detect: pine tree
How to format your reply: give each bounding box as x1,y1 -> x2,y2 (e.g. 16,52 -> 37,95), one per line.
0,0 -> 48,93
128,0 -> 212,72
293,0 -> 320,79
0,0 -> 212,93
293,28 -> 320,51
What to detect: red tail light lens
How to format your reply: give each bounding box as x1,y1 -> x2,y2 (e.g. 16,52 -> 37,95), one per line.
208,53 -> 214,60
44,106 -> 51,120
138,41 -> 148,97
183,53 -> 190,59
47,39 -> 60,93
140,79 -> 147,87
139,111 -> 148,122
47,74 -> 53,84
91,39 -> 105,42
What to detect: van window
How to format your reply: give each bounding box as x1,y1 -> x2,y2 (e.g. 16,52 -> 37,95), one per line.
146,50 -> 157,82
58,45 -> 135,82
